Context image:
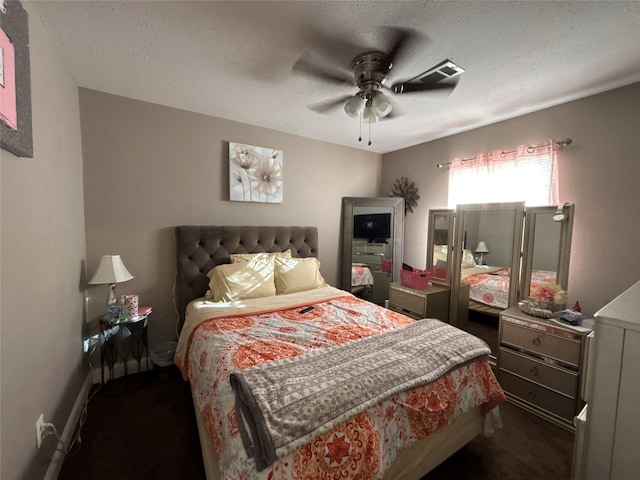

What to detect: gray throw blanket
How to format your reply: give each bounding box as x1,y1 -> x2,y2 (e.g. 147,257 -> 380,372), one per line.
229,318 -> 490,470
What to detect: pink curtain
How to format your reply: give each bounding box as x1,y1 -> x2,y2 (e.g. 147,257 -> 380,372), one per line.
448,140 -> 559,207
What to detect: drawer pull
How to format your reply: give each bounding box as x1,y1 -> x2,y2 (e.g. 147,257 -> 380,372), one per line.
529,366 -> 538,376
532,336 -> 542,346
528,389 -> 537,399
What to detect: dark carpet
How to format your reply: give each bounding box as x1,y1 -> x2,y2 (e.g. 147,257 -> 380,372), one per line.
59,366 -> 574,480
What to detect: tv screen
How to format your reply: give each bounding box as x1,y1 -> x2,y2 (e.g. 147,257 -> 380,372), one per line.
353,213 -> 391,241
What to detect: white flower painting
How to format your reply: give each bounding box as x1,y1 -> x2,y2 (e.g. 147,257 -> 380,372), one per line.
229,142 -> 283,203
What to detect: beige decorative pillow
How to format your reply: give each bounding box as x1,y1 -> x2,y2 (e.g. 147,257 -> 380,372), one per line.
207,256 -> 276,302
230,249 -> 292,263
274,257 -> 327,295
462,249 -> 477,269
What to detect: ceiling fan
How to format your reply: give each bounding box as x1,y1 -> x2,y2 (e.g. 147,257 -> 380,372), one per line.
292,27 -> 464,141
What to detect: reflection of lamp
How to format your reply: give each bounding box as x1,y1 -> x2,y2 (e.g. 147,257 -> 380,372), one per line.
475,241 -> 489,265
89,255 -> 134,306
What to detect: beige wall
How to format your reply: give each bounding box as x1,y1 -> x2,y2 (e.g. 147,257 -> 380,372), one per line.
79,90 -> 381,344
0,2 -> 87,479
382,82 -> 640,316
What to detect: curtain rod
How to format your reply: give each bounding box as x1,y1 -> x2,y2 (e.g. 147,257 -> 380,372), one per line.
436,138 -> 573,169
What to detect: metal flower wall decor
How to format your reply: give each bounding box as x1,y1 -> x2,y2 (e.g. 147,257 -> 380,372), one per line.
389,176 -> 420,214
229,142 -> 283,203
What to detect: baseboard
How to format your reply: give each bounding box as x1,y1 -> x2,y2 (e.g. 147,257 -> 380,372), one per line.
44,371 -> 93,480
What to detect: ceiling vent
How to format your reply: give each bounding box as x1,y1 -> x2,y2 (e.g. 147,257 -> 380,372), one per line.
412,59 -> 465,84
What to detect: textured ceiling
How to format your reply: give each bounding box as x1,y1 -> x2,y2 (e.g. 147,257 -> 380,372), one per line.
32,1 -> 640,153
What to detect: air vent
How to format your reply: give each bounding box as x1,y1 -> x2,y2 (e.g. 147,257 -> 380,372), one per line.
414,59 -> 465,84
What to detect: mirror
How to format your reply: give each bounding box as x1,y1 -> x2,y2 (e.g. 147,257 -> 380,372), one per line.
450,202 -> 525,364
341,197 -> 404,305
521,204 -> 574,300
426,209 -> 455,285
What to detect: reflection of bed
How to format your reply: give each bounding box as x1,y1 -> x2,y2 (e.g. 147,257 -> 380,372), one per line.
462,266 -> 557,314
351,262 -> 374,294
175,226 -> 504,480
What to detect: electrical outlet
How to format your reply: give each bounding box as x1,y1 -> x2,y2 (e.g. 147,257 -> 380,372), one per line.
35,414 -> 45,449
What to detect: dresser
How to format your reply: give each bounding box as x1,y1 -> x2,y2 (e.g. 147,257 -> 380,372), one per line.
579,281 -> 640,480
498,306 -> 589,430
388,282 -> 450,321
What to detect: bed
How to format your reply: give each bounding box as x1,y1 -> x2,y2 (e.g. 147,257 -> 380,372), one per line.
462,266 -> 557,314
351,262 -> 374,295
352,263 -> 374,287
175,226 -> 504,480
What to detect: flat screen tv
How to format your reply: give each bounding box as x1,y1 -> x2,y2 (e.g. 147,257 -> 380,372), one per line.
353,213 -> 391,241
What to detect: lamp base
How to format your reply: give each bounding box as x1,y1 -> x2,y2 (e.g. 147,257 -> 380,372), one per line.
107,283 -> 118,306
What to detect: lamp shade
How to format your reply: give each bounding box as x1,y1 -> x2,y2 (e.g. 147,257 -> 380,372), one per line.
475,241 -> 489,253
344,95 -> 365,117
89,255 -> 133,284
362,103 -> 379,124
371,91 -> 392,117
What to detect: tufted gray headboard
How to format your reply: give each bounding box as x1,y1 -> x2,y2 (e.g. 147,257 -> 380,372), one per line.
175,225 -> 319,332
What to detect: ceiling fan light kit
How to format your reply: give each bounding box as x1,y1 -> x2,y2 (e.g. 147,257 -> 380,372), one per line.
292,27 -> 463,146
344,94 -> 366,117
371,91 -> 392,117
362,102 -> 379,124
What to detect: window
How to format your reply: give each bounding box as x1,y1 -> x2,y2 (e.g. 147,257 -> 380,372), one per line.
447,141 -> 559,208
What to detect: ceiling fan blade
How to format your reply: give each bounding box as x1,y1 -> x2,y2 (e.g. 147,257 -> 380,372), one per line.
292,57 -> 353,86
383,27 -> 425,70
308,95 -> 353,114
391,81 -> 457,94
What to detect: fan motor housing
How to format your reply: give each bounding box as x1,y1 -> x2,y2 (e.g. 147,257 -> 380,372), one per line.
351,51 -> 390,93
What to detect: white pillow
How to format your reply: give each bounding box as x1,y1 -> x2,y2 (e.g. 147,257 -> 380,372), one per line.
274,257 -> 327,295
207,256 -> 276,302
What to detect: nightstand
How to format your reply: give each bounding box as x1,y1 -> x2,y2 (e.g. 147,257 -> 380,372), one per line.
99,307 -> 152,384
498,306 -> 590,430
388,282 -> 450,321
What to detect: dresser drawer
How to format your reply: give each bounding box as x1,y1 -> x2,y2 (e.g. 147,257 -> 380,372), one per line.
499,348 -> 578,397
500,370 -> 577,421
501,321 -> 581,367
389,285 -> 426,317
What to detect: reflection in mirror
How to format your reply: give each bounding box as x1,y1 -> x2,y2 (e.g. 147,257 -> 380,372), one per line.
342,197 -> 404,306
521,204 -> 574,301
426,209 -> 454,286
450,202 -> 525,364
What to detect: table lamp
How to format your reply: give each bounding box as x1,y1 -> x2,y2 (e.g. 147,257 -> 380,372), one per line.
89,255 -> 133,306
475,241 -> 489,266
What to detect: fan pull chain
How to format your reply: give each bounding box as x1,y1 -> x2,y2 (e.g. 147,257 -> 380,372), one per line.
358,111 -> 362,142
368,121 -> 372,146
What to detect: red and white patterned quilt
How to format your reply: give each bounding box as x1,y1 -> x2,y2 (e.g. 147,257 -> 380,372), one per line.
462,267 -> 556,308
351,263 -> 374,286
175,286 -> 504,480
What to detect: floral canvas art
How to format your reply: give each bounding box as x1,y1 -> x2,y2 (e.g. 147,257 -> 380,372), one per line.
229,142 -> 283,203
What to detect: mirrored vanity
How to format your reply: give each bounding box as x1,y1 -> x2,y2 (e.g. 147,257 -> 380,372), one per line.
341,197 -> 404,305
427,203 -> 575,365
427,202 -> 581,429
